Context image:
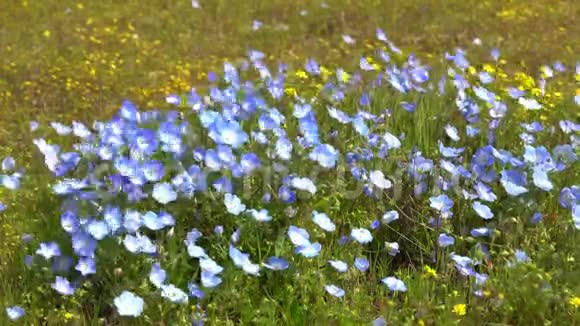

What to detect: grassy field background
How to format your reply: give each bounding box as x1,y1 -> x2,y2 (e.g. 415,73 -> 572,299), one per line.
1,0 -> 579,324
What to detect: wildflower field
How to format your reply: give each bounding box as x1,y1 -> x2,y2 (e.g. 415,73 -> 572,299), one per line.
1,0 -> 579,324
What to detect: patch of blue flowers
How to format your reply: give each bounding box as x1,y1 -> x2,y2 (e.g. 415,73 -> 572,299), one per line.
3,28 -> 579,322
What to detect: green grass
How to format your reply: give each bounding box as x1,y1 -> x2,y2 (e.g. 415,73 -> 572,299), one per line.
1,0 -> 580,324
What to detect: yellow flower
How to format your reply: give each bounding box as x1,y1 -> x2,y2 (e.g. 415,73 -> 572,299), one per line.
467,66 -> 477,75
417,319 -> 425,326
43,30 -> 51,38
295,70 -> 308,80
284,88 -> 297,97
452,303 -> 467,316
423,265 -> 437,278
570,296 -> 580,308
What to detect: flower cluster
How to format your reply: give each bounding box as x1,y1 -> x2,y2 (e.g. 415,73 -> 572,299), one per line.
2,28 -> 579,322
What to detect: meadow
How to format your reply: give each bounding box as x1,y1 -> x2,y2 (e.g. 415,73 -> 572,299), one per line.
0,0 -> 579,325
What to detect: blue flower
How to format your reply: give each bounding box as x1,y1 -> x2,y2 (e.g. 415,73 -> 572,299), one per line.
224,193 -> 246,215
472,201 -> 494,220
6,306 -> 25,321
354,257 -> 369,272
114,291 -> 144,317
518,97 -> 543,110
229,245 -> 260,276
291,177 -> 317,194
247,208 -> 272,222
429,194 -> 454,217
295,242 -> 322,258
51,276 -> 75,296
309,144 -> 339,168
328,260 -> 348,273
438,233 -> 455,247
532,166 -> 553,191
87,220 -> 110,240
152,182 -> 177,204
312,211 -> 336,232
514,250 -> 530,263
75,257 -> 96,276
444,124 -> 460,142
288,226 -> 311,247
263,257 -> 289,271
161,284 -> 189,304
351,228 -> 373,244
201,271 -> 223,288
470,227 -> 491,237
369,170 -> 392,189
381,276 -> 407,292
500,170 -> 528,196
324,284 -> 345,298
382,210 -> 399,224
149,263 -> 167,288
36,242 -> 61,260
188,283 -> 205,299
1,156 -> 16,172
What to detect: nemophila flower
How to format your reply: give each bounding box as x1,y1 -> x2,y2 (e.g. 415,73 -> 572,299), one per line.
400,101 -> 416,113
381,276 -> 407,292
430,194 -> 454,215
309,143 -> 339,168
475,182 -> 497,202
291,177 -> 317,194
327,107 -> 352,124
372,317 -> 387,326
1,156 -> 15,172
369,170 -> 392,189
275,137 -> 293,160
382,132 -> 402,149
61,211 -> 80,233
247,208 -> 272,222
438,141 -> 464,158
352,116 -> 369,137
51,122 -> 72,135
472,201 -> 494,220
530,212 -> 543,224
51,276 -> 75,296
123,233 -> 156,254
500,169 -> 528,196
201,270 -> 223,288
224,193 -> 246,215
312,211 -> 335,232
288,226 -> 311,247
114,291 -> 144,317
87,220 -> 110,240
370,219 -> 380,229
6,306 -> 25,321
351,228 -> 373,244
328,260 -> 348,273
385,242 -> 400,256
470,227 -> 491,237
559,186 -> 580,209
325,284 -> 345,298
444,124 -> 461,142
149,263 -> 167,288
518,97 -> 543,110
36,242 -> 61,260
295,242 -> 322,258
75,257 -> 96,276
515,250 -> 530,263
141,160 -> 164,182
532,167 -> 553,191
438,233 -> 455,247
152,182 -> 177,204
161,284 -> 189,304
123,210 -> 143,233
0,202 -> 5,212
354,257 -> 369,272
240,153 -> 261,174
264,257 -> 289,271
229,245 -> 260,276
30,120 -> 39,131
188,283 -> 205,299
71,232 -> 97,257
